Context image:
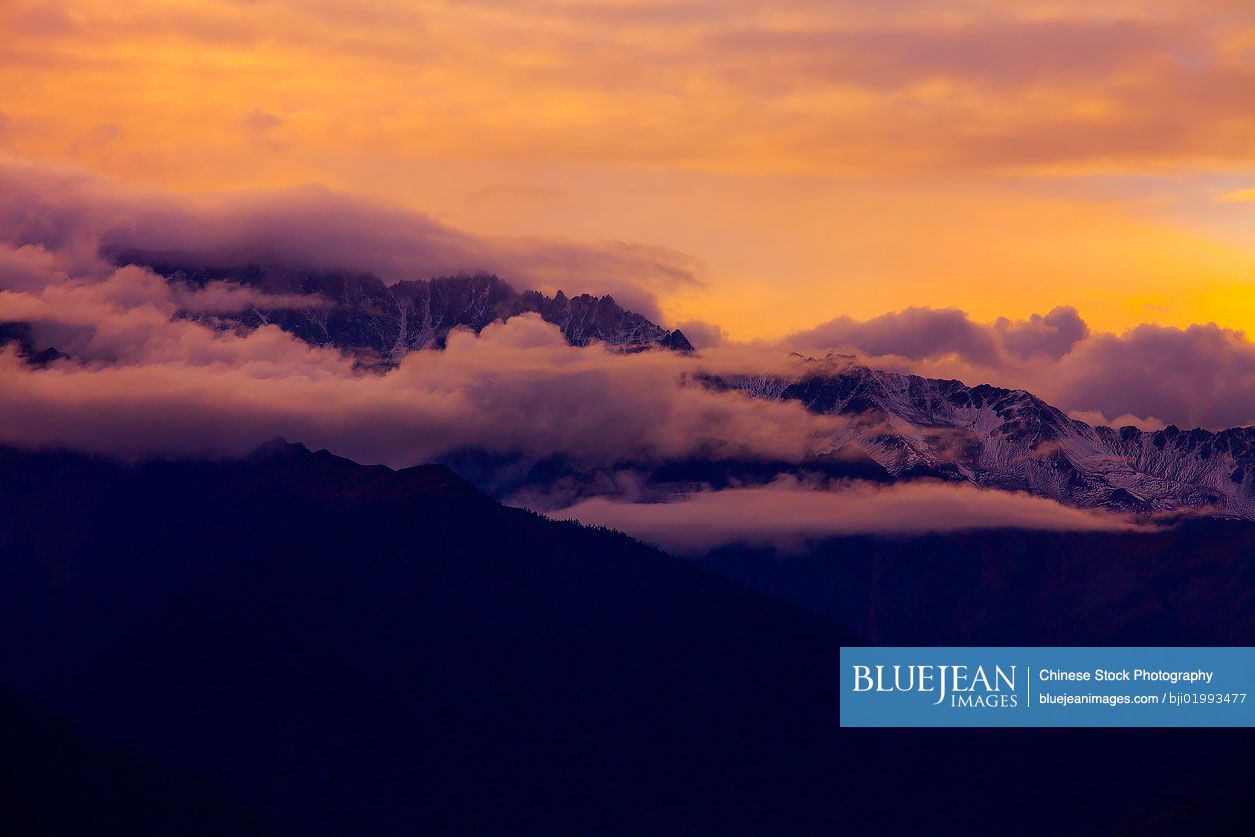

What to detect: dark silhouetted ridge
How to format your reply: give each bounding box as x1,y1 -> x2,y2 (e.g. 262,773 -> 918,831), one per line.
1,442 -> 1249,835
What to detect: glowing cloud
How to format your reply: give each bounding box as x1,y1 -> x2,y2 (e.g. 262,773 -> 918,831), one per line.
552,479 -> 1148,553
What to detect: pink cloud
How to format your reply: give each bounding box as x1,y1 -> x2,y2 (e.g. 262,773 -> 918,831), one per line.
0,309 -> 844,467
1050,323 -> 1255,430
781,308 -> 1255,429
0,159 -> 701,324
552,478 -> 1148,553
784,307 -> 1006,366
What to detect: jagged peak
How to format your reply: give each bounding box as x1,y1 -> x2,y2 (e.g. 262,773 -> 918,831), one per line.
246,437 -> 311,461
709,358 -> 1255,518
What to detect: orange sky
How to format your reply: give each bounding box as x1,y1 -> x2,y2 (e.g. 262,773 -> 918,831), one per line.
1,0 -> 1253,339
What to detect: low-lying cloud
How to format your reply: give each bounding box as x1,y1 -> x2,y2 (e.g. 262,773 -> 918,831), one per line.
0,262 -> 326,363
0,307 -> 843,467
552,479 -> 1148,553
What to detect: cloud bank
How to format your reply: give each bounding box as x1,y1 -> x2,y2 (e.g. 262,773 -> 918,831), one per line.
0,163 -> 834,468
4,1 -> 1252,176
0,302 -> 842,467
1,157 -> 1252,496
553,479 -> 1146,553
782,306 -> 1255,429
0,158 -> 701,322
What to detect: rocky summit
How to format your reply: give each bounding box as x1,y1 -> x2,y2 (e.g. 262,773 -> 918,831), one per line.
124,258 -> 693,363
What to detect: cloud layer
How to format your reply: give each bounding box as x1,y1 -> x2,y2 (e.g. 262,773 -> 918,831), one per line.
0,159 -> 701,322
553,479 -> 1146,553
0,293 -> 842,467
4,2 -> 1253,351
0,163 -> 838,466
782,306 -> 1255,429
3,1 -> 1252,176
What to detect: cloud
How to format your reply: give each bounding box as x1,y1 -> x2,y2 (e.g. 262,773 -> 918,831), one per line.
67,122 -> 123,155
711,18 -> 1183,92
0,286 -> 845,466
784,307 -> 1004,366
0,242 -> 66,292
552,478 -> 1146,553
673,319 -> 725,349
5,1 -> 1252,176
784,306 -> 1091,367
0,252 -> 327,361
0,158 -> 703,323
1217,188 -> 1255,203
1066,410 -> 1167,433
994,306 -> 1089,361
781,306 -> 1255,428
171,281 -> 328,315
243,108 -> 284,141
1049,323 -> 1255,430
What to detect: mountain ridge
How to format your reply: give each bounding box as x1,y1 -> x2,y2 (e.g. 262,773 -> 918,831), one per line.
706,355 -> 1255,518
0,439 -> 855,836
3,440 -> 1250,834
108,255 -> 694,362
14,255 -> 1255,518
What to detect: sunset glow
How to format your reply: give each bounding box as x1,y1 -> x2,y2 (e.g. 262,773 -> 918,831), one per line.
4,6 -> 1255,832
2,0 -> 1252,338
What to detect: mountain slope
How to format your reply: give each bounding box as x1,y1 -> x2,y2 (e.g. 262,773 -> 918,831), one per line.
0,442 -> 844,835
708,356 -> 1255,517
0,442 -> 1248,834
697,520 -> 1255,647
0,686 -> 272,837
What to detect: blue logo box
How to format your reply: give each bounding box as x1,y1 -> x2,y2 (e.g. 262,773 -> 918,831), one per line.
840,647 -> 1255,727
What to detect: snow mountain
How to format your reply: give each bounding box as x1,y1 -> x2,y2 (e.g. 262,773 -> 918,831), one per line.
706,356 -> 1255,518
63,254 -> 1255,519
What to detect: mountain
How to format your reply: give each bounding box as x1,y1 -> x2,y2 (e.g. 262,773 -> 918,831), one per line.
19,247 -> 1255,519
698,519 -> 1255,647
110,254 -> 693,362
0,441 -> 846,835
438,446 -> 894,510
0,686 -> 272,837
2,441 -> 1248,834
0,321 -> 66,367
705,356 -> 1255,518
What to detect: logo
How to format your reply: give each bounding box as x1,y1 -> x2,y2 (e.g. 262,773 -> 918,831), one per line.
851,663 -> 1019,708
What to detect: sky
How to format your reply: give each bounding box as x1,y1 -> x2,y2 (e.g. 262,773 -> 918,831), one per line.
2,0 -> 1253,340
